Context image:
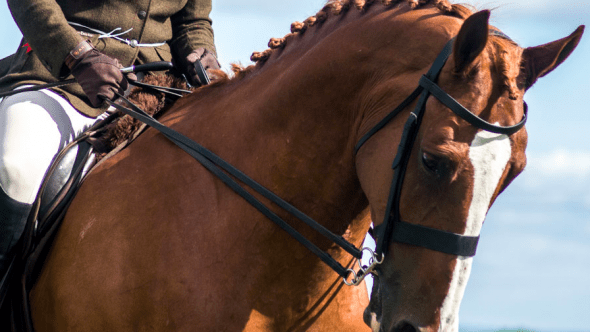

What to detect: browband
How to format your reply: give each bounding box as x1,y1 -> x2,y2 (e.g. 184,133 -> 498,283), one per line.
419,76 -> 528,135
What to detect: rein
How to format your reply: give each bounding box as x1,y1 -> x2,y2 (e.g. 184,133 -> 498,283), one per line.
0,61 -> 186,99
1,60 -> 365,281
105,94 -> 364,279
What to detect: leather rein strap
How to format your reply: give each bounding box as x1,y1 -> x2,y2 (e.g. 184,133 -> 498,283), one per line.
355,36 -> 527,260
106,95 -> 363,279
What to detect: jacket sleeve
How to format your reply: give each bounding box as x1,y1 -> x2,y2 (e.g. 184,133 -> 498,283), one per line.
7,0 -> 83,78
169,0 -> 216,60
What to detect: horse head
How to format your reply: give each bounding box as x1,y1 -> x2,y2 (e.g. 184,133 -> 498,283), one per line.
353,6 -> 584,332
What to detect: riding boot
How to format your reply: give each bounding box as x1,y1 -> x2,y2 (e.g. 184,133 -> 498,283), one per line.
0,187 -> 31,307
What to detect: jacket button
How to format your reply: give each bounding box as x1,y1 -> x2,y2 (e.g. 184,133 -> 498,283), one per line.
138,10 -> 147,19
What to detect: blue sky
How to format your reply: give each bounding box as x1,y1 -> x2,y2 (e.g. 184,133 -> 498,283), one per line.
1,1 -> 588,331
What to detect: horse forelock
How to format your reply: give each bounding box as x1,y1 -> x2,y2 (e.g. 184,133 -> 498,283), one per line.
487,35 -> 524,100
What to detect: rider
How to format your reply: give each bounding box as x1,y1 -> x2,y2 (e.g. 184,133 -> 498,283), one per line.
0,0 -> 220,286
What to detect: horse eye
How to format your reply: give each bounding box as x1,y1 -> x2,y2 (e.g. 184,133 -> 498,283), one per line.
422,152 -> 440,174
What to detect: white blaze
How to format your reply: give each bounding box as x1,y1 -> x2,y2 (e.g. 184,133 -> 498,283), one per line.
439,129 -> 512,331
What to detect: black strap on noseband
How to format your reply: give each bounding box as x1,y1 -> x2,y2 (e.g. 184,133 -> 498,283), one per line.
357,37 -> 527,259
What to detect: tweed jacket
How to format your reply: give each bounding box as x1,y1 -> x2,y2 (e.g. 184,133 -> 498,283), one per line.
0,0 -> 216,117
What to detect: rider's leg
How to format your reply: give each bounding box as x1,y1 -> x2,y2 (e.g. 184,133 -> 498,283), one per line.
0,88 -> 102,278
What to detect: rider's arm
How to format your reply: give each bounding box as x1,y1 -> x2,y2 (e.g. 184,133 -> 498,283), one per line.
169,0 -> 217,60
7,0 -> 84,78
169,0 -> 219,86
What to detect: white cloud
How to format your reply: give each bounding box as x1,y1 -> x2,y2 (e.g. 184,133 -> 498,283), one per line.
514,149 -> 590,203
525,150 -> 590,178
463,227 -> 590,330
465,0 -> 588,35
214,0 -> 323,16
468,0 -> 590,14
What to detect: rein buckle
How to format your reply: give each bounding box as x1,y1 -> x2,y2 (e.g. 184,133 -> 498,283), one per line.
343,247 -> 383,286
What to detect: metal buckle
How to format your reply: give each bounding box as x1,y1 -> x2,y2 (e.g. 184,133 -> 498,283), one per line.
343,247 -> 384,286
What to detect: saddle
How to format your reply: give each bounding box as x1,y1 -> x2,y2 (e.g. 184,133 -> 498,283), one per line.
0,71 -> 192,331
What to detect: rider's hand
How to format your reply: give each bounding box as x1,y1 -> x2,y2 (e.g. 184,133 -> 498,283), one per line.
180,48 -> 220,87
65,40 -> 129,107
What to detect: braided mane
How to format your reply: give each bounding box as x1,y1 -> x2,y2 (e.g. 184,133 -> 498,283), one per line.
223,0 -> 521,99
249,0 -> 471,64
217,0 -> 472,81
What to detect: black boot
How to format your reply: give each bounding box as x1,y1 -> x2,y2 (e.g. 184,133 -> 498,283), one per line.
0,188 -> 31,308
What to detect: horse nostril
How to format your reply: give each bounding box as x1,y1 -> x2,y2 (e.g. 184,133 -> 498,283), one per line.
392,321 -> 418,332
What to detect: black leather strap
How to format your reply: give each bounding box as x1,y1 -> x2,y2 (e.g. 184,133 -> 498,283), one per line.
127,79 -> 190,99
374,221 -> 479,257
375,89 -> 430,257
194,59 -> 211,86
354,39 -> 454,155
0,79 -> 77,98
419,76 -> 527,135
358,36 -> 526,260
424,37 -> 454,81
354,86 -> 423,154
107,95 -> 362,278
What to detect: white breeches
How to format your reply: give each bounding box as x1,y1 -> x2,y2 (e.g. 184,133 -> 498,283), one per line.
0,88 -> 104,204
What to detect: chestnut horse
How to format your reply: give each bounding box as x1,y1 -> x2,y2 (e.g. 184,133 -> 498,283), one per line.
28,1 -> 583,331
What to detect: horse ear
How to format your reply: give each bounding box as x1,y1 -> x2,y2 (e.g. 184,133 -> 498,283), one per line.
454,10 -> 490,73
521,25 -> 585,90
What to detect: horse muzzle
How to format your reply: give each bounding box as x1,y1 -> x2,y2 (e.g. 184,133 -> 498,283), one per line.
364,309 -> 420,332
362,275 -> 425,332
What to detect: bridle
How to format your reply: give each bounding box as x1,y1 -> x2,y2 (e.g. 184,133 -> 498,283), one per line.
353,33 -> 527,282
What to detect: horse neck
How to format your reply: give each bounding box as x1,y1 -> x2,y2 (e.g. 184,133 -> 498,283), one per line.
165,54 -> 373,323
175,15 -> 401,238
173,1 -> 460,265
